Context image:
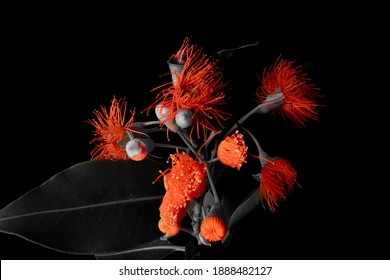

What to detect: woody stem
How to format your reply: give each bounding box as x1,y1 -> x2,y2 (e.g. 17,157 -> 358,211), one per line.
175,126 -> 200,159
240,125 -> 269,166
179,128 -> 199,148
206,167 -> 220,204
141,128 -> 168,134
154,143 -> 190,152
134,120 -> 161,127
175,126 -> 220,204
206,158 -> 219,164
223,95 -> 284,138
223,105 -> 259,138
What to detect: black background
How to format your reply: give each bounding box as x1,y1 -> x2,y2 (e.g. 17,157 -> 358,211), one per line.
1,4 -> 387,260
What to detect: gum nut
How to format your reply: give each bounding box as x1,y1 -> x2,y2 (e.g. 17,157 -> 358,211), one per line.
125,139 -> 145,158
155,104 -> 170,121
257,92 -> 285,114
175,109 -> 193,129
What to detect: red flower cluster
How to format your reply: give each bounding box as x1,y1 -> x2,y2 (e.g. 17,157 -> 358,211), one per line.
145,37 -> 230,141
85,37 -> 322,245
158,152 -> 207,236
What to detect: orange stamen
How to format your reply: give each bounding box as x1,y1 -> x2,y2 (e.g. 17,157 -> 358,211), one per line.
217,130 -> 248,170
259,157 -> 298,212
87,96 -> 137,160
144,37 -> 230,141
200,216 -> 227,242
256,57 -> 321,127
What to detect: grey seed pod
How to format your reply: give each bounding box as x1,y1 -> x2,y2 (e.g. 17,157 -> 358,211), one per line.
175,109 -> 193,129
125,139 -> 147,161
257,91 -> 285,114
167,58 -> 184,86
155,104 -> 175,131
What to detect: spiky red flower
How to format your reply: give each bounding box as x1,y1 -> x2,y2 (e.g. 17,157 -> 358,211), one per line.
145,37 -> 230,140
87,96 -> 135,160
217,130 -> 248,170
260,157 -> 298,212
256,57 -> 320,127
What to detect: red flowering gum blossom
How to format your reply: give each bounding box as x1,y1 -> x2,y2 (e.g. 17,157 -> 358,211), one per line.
256,57 -> 321,127
217,130 -> 248,170
87,96 -> 136,160
158,219 -> 180,236
200,216 -> 227,242
260,157 -> 298,212
157,152 -> 207,235
145,37 -> 230,141
166,152 -> 207,200
158,191 -> 188,236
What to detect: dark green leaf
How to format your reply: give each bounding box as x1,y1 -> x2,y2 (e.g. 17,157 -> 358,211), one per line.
0,159 -> 167,256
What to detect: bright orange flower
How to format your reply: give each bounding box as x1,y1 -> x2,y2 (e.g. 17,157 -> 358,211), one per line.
256,57 -> 321,127
200,216 -> 227,242
157,152 -> 207,235
259,157 -> 298,212
159,191 -> 188,235
87,96 -> 136,160
145,37 -> 230,141
217,130 -> 248,170
166,152 -> 207,200
158,218 -> 180,236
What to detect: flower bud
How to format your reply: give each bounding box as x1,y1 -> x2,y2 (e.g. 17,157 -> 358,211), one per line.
175,109 -> 193,129
155,104 -> 175,131
200,203 -> 227,242
125,138 -> 154,161
158,219 -> 180,236
167,58 -> 184,86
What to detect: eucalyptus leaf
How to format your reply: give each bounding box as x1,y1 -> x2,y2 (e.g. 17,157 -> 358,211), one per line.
95,238 -> 185,260
202,191 -> 215,218
0,159 -> 167,256
228,187 -> 262,230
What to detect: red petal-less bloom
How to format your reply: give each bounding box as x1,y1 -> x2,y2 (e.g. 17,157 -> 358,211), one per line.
157,152 -> 207,235
217,130 -> 248,170
158,190 -> 188,235
260,157 -> 298,212
166,152 -> 207,201
87,96 -> 136,160
256,57 -> 321,127
146,37 -> 230,141
200,216 -> 227,242
158,218 -> 180,236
